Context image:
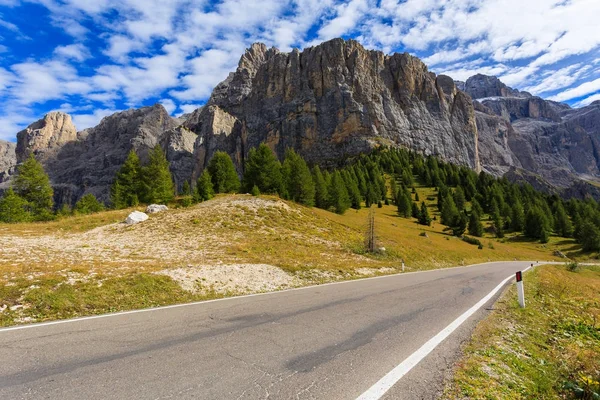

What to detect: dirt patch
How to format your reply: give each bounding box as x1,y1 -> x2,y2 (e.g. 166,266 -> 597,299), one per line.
160,264 -> 302,295
355,267 -> 398,276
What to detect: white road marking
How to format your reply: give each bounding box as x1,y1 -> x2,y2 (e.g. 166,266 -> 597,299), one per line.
0,261 -> 536,333
356,266 -> 532,400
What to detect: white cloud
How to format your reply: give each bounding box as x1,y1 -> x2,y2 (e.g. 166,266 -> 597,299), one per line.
574,93 -> 600,108
54,44 -> 91,61
177,104 -> 203,116
159,98 -> 176,115
549,78 -> 600,103
317,0 -> 369,40
170,48 -> 239,101
523,64 -> 591,96
9,60 -> 92,104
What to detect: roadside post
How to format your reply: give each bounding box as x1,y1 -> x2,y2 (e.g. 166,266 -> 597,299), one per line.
401,259 -> 405,272
516,271 -> 525,308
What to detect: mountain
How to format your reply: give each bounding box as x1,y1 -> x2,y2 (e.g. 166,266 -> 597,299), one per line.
0,38 -> 599,204
462,74 -> 600,189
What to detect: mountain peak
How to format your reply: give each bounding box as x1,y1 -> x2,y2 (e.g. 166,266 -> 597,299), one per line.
463,74 -> 530,100
16,111 -> 77,163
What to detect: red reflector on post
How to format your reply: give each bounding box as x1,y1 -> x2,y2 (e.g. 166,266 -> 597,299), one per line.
516,271 -> 522,282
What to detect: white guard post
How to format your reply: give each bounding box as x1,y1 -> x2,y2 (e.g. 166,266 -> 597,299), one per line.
516,271 -> 525,308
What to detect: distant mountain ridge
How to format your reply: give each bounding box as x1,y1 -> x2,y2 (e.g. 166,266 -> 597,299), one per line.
0,38 -> 599,204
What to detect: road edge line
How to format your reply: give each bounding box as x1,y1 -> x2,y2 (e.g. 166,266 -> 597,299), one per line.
355,266 -> 532,400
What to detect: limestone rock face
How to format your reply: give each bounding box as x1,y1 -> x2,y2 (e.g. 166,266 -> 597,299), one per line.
160,126 -> 198,191
42,104 -> 177,205
462,74 -> 530,100
0,140 -> 16,183
188,38 -> 481,175
16,112 -> 77,163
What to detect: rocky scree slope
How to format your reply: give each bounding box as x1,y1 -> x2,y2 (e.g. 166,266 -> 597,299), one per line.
1,38 -> 599,204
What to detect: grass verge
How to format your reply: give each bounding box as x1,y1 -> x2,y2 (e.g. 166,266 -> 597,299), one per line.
442,264 -> 600,399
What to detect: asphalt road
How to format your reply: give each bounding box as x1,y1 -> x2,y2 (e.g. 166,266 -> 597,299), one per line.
0,261 -> 533,400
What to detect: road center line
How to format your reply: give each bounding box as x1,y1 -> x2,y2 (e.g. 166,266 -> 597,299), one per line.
356,266 -> 532,400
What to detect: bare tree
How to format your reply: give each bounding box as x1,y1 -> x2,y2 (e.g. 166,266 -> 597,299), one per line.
365,207 -> 377,253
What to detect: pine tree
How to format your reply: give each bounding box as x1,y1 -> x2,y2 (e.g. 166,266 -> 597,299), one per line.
111,150 -> 141,209
397,189 -> 412,218
13,154 -> 54,219
208,151 -> 240,193
251,184 -> 260,196
328,171 -> 350,214
471,198 -> 484,218
418,202 -> 431,226
343,171 -> 362,210
312,166 -> 329,209
140,145 -> 175,204
492,210 -> 504,238
281,149 -> 315,206
412,202 -> 420,219
524,206 -> 551,241
389,177 -> 398,204
195,170 -> 214,202
242,143 -> 282,194
554,202 -> 573,238
468,211 -> 483,237
511,200 -> 525,232
453,186 -> 466,211
74,194 -> 105,215
580,221 -> 600,252
181,181 -> 191,196
415,192 -> 420,202
452,212 -> 468,237
0,188 -> 30,223
441,195 -> 459,226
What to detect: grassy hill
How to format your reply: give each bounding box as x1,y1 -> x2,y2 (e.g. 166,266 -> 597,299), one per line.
0,191 -> 592,326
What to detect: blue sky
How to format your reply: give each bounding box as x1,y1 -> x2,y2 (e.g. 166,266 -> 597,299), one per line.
0,0 -> 599,141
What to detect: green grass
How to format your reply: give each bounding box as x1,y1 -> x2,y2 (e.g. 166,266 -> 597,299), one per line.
0,273 -> 225,327
442,264 -> 600,399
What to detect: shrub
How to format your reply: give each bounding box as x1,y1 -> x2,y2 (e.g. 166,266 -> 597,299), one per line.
74,194 -> 105,215
462,236 -> 483,247
251,185 -> 260,197
566,262 -> 580,272
0,188 -> 30,223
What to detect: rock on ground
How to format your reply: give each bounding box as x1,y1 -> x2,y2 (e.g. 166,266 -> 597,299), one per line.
146,204 -> 168,214
125,211 -> 149,225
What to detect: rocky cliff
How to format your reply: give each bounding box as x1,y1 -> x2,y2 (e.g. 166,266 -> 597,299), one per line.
463,74 -> 600,190
1,38 -> 599,204
185,39 -> 480,181
0,140 -> 16,184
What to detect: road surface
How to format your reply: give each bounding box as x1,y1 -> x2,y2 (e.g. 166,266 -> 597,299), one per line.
0,261 -> 533,399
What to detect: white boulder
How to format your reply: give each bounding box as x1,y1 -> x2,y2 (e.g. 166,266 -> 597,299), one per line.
146,204 -> 169,214
125,211 -> 149,225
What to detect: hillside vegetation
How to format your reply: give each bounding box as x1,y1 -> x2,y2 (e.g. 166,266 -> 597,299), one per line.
443,264 -> 600,399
